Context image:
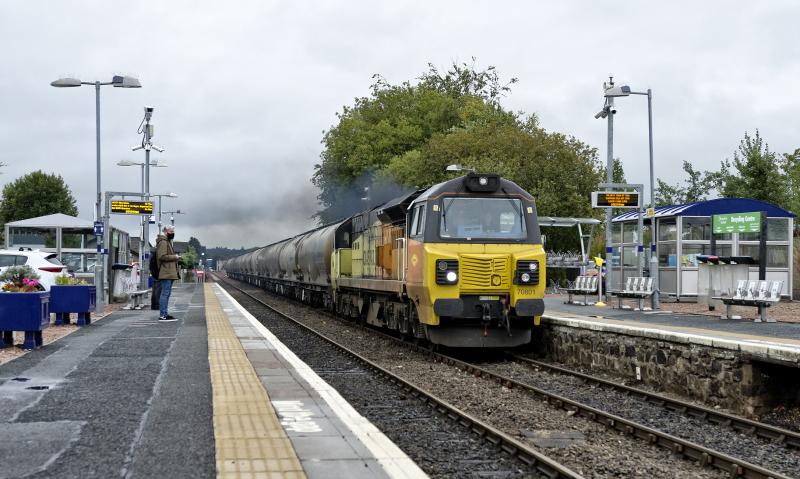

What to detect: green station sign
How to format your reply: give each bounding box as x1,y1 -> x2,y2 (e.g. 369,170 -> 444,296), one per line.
712,211 -> 761,234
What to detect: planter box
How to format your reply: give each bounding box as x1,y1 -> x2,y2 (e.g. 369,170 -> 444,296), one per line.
50,285 -> 96,326
0,291 -> 50,350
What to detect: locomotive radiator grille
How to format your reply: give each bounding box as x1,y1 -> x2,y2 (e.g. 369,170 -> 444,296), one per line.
459,255 -> 511,291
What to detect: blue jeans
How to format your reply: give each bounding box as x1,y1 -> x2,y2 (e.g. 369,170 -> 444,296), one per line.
159,280 -> 174,317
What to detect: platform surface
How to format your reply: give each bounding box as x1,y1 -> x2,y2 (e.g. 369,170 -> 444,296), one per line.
544,296 -> 800,363
0,283 -> 426,478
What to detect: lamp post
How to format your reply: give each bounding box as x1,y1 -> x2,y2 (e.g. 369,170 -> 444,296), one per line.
131,107 -> 165,291
603,84 -> 659,308
152,193 -> 179,230
116,159 -> 167,193
162,210 -> 185,226
51,75 -> 141,313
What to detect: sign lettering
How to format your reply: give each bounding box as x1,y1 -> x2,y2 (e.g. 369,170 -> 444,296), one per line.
712,212 -> 761,234
111,200 -> 153,215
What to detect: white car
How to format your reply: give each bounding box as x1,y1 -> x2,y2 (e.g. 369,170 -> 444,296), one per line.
0,249 -> 67,291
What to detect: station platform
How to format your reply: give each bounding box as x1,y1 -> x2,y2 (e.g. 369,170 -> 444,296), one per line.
0,282 -> 426,479
543,296 -> 800,365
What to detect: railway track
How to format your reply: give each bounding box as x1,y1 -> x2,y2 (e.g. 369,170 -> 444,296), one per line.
507,354 -> 800,449
215,276 -> 582,479
217,274 -> 797,479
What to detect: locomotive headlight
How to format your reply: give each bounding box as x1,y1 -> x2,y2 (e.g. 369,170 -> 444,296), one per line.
436,259 -> 460,284
529,262 -> 538,271
478,176 -> 488,186
521,272 -> 531,283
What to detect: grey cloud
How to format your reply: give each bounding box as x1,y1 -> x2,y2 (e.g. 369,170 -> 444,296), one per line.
1,1 -> 798,249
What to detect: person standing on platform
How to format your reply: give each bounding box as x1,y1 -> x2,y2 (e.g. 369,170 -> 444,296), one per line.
156,225 -> 180,322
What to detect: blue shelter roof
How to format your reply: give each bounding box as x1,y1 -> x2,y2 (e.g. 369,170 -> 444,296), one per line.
612,197 -> 795,223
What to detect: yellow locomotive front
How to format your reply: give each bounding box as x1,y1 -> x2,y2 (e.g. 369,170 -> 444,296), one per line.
405,173 -> 546,348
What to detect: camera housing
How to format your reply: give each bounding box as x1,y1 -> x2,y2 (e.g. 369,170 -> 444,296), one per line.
144,106 -> 154,113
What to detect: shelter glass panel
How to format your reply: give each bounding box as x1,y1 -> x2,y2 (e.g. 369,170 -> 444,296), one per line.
10,227 -> 57,248
738,218 -> 789,242
658,243 -> 677,267
738,244 -> 789,268
623,223 -> 639,243
658,219 -> 677,241
62,228 -> 92,248
682,217 -> 712,241
612,224 -> 622,244
681,244 -> 732,267
622,246 -> 638,267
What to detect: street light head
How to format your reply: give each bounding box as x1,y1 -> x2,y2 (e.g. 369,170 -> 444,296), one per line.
50,77 -> 82,88
112,75 -> 141,88
446,164 -> 463,172
604,85 -> 631,98
117,160 -> 137,166
167,192 -> 178,198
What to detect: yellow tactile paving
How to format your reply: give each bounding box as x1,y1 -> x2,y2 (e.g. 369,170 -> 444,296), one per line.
205,284 -> 306,479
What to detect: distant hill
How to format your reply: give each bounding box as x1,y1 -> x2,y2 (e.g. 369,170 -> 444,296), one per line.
206,246 -> 259,261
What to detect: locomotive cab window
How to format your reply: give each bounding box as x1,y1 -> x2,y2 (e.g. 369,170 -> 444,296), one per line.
440,197 -> 526,240
408,203 -> 426,238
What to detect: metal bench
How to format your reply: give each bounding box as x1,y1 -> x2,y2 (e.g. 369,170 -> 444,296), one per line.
564,276 -> 598,305
714,280 -> 783,322
124,289 -> 150,310
614,277 -> 654,311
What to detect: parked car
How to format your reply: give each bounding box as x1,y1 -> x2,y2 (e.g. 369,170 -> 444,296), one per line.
0,249 -> 67,291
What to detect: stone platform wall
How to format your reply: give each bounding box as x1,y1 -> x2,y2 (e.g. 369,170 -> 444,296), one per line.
533,323 -> 789,416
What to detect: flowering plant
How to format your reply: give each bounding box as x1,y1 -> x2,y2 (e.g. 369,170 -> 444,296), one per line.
0,265 -> 42,292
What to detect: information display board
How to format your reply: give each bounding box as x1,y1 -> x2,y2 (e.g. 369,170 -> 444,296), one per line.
111,200 -> 153,215
712,211 -> 761,234
591,191 -> 640,208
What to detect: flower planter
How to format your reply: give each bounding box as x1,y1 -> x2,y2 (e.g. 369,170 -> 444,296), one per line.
50,285 -> 96,326
0,291 -> 50,350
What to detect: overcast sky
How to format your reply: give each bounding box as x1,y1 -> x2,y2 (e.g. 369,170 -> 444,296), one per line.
1,1 -> 797,248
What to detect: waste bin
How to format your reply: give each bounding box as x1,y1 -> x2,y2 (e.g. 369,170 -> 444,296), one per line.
697,256 -> 752,309
111,263 -> 133,302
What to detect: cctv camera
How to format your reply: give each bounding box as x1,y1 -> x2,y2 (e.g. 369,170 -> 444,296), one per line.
145,106 -> 154,113
594,109 -> 608,119
152,145 -> 165,153
610,106 -> 617,114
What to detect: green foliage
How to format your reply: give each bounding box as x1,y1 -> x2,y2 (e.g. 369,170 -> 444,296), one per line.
55,273 -> 87,285
313,61 -> 522,223
717,130 -> 789,206
0,170 -> 78,224
180,245 -> 198,270
188,236 -> 205,255
784,148 -> 800,215
655,161 -> 719,206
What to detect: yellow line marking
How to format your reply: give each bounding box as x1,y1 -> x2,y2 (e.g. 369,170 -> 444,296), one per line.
205,284 -> 306,479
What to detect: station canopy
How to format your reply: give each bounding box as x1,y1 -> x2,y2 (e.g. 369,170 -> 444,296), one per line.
612,198 -> 795,222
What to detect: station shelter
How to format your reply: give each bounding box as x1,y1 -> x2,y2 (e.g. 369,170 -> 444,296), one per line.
4,213 -> 130,287
611,198 -> 795,299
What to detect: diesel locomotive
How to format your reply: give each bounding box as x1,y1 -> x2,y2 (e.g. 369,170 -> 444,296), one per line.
223,172 -> 545,348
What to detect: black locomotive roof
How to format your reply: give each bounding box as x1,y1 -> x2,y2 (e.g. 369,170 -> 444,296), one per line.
412,173 -> 534,203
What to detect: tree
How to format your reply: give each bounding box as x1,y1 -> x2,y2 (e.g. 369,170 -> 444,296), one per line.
783,148 -> 800,215
717,130 -> 789,207
180,245 -> 198,270
188,236 -> 205,255
312,61 -> 519,223
654,161 -> 719,205
0,171 -> 78,224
